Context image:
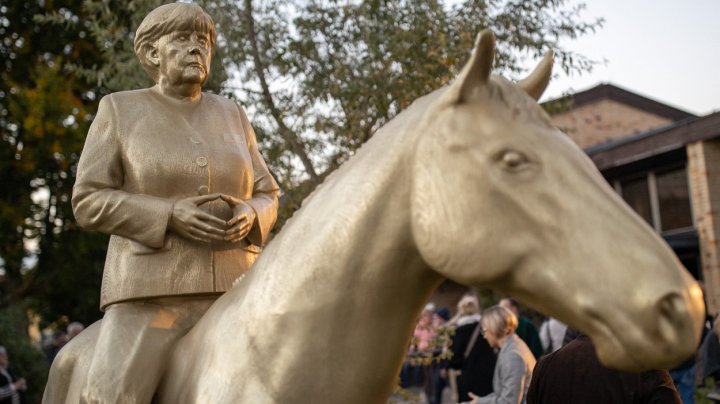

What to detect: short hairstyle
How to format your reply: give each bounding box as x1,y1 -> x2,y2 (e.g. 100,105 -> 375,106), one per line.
67,321 -> 84,335
457,295 -> 480,316
134,3 -> 217,83
481,305 -> 518,339
500,297 -> 519,310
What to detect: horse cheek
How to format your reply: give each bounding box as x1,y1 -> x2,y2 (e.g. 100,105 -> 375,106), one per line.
411,158 -> 452,272
411,140 -> 495,284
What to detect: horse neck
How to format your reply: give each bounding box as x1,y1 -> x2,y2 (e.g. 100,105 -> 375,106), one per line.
244,90 -> 446,344
229,107 -> 443,401
256,120 -> 441,319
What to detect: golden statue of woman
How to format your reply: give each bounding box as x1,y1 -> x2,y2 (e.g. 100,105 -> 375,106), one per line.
69,3 -> 279,401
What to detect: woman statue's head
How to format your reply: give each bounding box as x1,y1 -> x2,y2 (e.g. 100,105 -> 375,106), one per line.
134,3 -> 216,85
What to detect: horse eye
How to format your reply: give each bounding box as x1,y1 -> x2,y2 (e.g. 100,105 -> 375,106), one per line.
500,150 -> 529,170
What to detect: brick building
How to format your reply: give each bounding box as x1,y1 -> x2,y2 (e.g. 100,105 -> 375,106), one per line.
549,83 -> 720,314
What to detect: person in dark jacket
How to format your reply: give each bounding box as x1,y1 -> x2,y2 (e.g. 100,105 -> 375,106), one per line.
448,295 -> 497,402
526,334 -> 681,404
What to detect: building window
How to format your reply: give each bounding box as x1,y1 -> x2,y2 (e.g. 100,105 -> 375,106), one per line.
615,166 -> 693,234
656,168 -> 693,231
620,176 -> 653,226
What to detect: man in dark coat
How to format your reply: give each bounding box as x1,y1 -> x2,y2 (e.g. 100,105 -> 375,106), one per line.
527,334 -> 681,403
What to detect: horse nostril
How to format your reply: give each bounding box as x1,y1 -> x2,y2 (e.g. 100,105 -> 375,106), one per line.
656,292 -> 686,346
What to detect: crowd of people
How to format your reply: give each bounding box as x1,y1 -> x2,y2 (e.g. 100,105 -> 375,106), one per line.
0,320 -> 85,404
2,294 -> 717,403
43,321 -> 84,364
402,294 -> 720,404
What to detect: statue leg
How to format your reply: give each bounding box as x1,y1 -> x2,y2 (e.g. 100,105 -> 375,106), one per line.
78,297 -> 215,404
43,320 -> 101,404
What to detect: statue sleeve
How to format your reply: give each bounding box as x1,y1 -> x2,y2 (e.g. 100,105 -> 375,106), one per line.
237,104 -> 279,246
72,95 -> 174,248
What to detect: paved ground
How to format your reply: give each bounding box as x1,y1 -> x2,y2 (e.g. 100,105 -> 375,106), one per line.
387,386 -> 454,403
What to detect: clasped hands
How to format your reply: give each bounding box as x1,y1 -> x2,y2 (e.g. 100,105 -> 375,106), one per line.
168,193 -> 256,243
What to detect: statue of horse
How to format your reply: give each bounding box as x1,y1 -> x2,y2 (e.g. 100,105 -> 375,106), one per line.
45,30 -> 704,403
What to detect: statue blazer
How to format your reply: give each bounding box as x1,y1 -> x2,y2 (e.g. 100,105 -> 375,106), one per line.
72,87 -> 279,310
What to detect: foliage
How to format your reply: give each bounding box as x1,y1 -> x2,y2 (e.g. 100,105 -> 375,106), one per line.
0,307 -> 49,404
35,0 -> 158,93
37,0 -> 228,95
205,0 -> 603,225
406,324 -> 455,366
0,0 -> 111,328
696,377 -> 720,404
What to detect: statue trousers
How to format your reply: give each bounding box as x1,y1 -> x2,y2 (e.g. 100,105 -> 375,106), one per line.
81,296 -> 216,404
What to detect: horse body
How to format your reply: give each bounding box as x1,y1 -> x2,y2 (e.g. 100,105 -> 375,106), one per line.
45,30 -> 705,403
158,90 -> 446,403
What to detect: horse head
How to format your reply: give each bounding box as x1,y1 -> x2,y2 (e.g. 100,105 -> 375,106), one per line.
411,30 -> 704,371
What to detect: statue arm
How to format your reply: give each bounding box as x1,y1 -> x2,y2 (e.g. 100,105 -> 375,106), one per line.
72,95 -> 174,248
237,105 -> 279,246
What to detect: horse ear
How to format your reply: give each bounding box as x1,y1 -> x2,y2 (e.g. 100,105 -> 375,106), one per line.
442,29 -> 496,104
518,51 -> 554,101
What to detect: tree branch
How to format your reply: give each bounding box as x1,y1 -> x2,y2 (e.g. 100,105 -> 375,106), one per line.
242,0 -> 320,184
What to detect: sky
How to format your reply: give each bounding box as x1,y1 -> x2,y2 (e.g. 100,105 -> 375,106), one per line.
538,0 -> 720,116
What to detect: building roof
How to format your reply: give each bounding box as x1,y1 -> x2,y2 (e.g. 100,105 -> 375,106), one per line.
586,111 -> 720,170
549,83 -> 697,122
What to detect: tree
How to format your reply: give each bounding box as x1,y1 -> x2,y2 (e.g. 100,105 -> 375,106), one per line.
207,0 -> 603,224
0,0 -> 115,398
0,0 -> 109,324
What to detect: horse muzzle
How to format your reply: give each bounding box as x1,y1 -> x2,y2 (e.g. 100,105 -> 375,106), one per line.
588,283 -> 705,371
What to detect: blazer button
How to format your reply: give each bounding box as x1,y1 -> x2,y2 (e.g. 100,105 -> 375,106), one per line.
196,156 -> 208,167
197,185 -> 209,195
189,138 -> 201,144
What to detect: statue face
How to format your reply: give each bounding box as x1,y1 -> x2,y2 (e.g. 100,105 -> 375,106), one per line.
155,29 -> 212,87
